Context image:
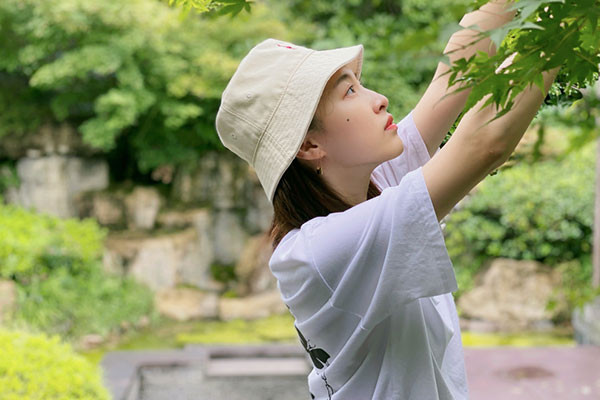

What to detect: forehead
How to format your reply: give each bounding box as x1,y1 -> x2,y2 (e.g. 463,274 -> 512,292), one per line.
328,66 -> 357,90
322,65 -> 358,101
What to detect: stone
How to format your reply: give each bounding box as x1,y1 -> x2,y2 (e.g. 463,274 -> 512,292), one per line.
102,248 -> 126,276
459,318 -> 500,333
154,209 -> 218,290
124,186 -> 163,230
168,152 -> 276,270
213,209 -> 248,266
7,155 -> 108,218
573,295 -> 600,345
0,279 -> 17,323
136,315 -> 150,328
104,228 -> 222,292
457,258 -> 568,332
91,192 -> 124,226
79,334 -> 105,351
244,174 -> 274,234
171,152 -> 246,209
26,149 -> 42,158
67,157 -> 111,194
156,208 -> 210,229
243,164 -> 274,233
184,210 -> 217,284
128,236 -> 178,291
178,240 -> 216,290
218,289 -> 288,321
73,187 -> 129,227
233,232 -> 276,297
155,288 -> 219,321
156,208 -> 253,289
170,151 -> 272,233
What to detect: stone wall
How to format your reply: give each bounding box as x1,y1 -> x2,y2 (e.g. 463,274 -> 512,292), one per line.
1,124 -> 281,322
4,155 -> 109,218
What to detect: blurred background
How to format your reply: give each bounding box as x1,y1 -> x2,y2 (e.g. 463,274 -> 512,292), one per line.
0,0 -> 598,399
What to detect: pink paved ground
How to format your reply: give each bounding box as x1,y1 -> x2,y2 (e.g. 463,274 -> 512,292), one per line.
464,346 -> 600,399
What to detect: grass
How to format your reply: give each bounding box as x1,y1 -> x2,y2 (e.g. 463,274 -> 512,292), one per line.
462,330 -> 575,347
78,312 -> 298,364
78,311 -> 576,365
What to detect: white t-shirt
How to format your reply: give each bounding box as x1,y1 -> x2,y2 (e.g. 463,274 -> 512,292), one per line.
269,110 -> 469,400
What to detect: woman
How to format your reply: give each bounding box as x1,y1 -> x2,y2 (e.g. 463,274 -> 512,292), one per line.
215,1 -> 559,398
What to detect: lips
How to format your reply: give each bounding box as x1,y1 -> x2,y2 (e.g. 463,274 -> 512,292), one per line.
384,115 -> 396,130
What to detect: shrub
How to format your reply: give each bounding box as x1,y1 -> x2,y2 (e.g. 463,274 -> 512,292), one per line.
0,202 -> 108,283
11,262 -> 155,340
445,141 -> 595,298
0,201 -> 155,340
0,0 -> 307,176
549,254 -> 600,320
0,329 -> 111,399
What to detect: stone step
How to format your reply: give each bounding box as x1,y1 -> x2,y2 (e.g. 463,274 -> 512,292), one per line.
205,357 -> 311,377
101,344 -> 600,400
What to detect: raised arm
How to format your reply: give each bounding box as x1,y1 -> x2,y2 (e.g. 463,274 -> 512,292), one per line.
411,0 -> 517,158
421,61 -> 561,222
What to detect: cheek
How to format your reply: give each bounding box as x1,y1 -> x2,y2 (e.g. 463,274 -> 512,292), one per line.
328,130 -> 371,163
325,112 -> 377,159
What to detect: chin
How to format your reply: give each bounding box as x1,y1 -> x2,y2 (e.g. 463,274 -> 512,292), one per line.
395,139 -> 404,156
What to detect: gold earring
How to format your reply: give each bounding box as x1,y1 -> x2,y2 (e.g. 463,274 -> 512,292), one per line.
316,163 -> 322,175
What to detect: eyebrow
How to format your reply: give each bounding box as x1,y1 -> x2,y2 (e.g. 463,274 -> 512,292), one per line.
332,72 -> 355,91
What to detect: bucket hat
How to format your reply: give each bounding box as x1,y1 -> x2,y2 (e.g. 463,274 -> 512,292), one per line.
215,37 -> 364,204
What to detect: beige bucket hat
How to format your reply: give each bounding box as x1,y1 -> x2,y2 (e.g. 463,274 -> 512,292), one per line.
215,37 -> 364,204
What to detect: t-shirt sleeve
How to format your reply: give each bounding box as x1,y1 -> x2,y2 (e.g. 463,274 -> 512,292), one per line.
371,109 -> 441,190
304,165 -> 458,332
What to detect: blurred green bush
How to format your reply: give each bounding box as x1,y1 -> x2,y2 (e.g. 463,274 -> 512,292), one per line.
0,199 -> 155,340
0,201 -> 107,282
11,263 -> 156,340
444,140 -> 596,305
0,0 -> 476,182
274,0 -> 471,119
0,329 -> 110,399
0,0 -> 310,178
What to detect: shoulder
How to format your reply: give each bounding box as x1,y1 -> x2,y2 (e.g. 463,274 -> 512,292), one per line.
269,217 -> 325,272
268,218 -> 334,321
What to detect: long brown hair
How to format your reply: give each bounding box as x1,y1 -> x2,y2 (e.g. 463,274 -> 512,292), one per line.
267,111 -> 383,251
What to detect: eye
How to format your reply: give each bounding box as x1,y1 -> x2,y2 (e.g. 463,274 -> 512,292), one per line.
345,80 -> 363,97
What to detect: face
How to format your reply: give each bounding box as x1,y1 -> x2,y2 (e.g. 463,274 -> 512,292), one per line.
297,62 -> 404,194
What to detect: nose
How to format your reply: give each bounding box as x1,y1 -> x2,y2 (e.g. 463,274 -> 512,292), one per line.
374,92 -> 388,113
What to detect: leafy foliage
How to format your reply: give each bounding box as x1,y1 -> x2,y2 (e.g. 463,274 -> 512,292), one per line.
552,255 -> 600,313
535,82 -> 600,154
0,202 -> 107,282
273,0 -> 473,118
0,0 -> 305,177
10,263 -> 156,340
444,0 -> 600,128
165,0 -> 253,19
0,200 -> 155,340
0,329 -> 110,399
446,141 -> 594,263
445,141 -> 595,298
0,162 -> 19,194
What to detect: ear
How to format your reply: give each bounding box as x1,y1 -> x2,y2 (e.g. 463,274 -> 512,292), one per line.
296,133 -> 324,161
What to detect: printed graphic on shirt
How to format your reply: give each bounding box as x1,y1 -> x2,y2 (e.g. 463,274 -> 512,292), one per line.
295,324 -> 335,399
295,325 -> 330,369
